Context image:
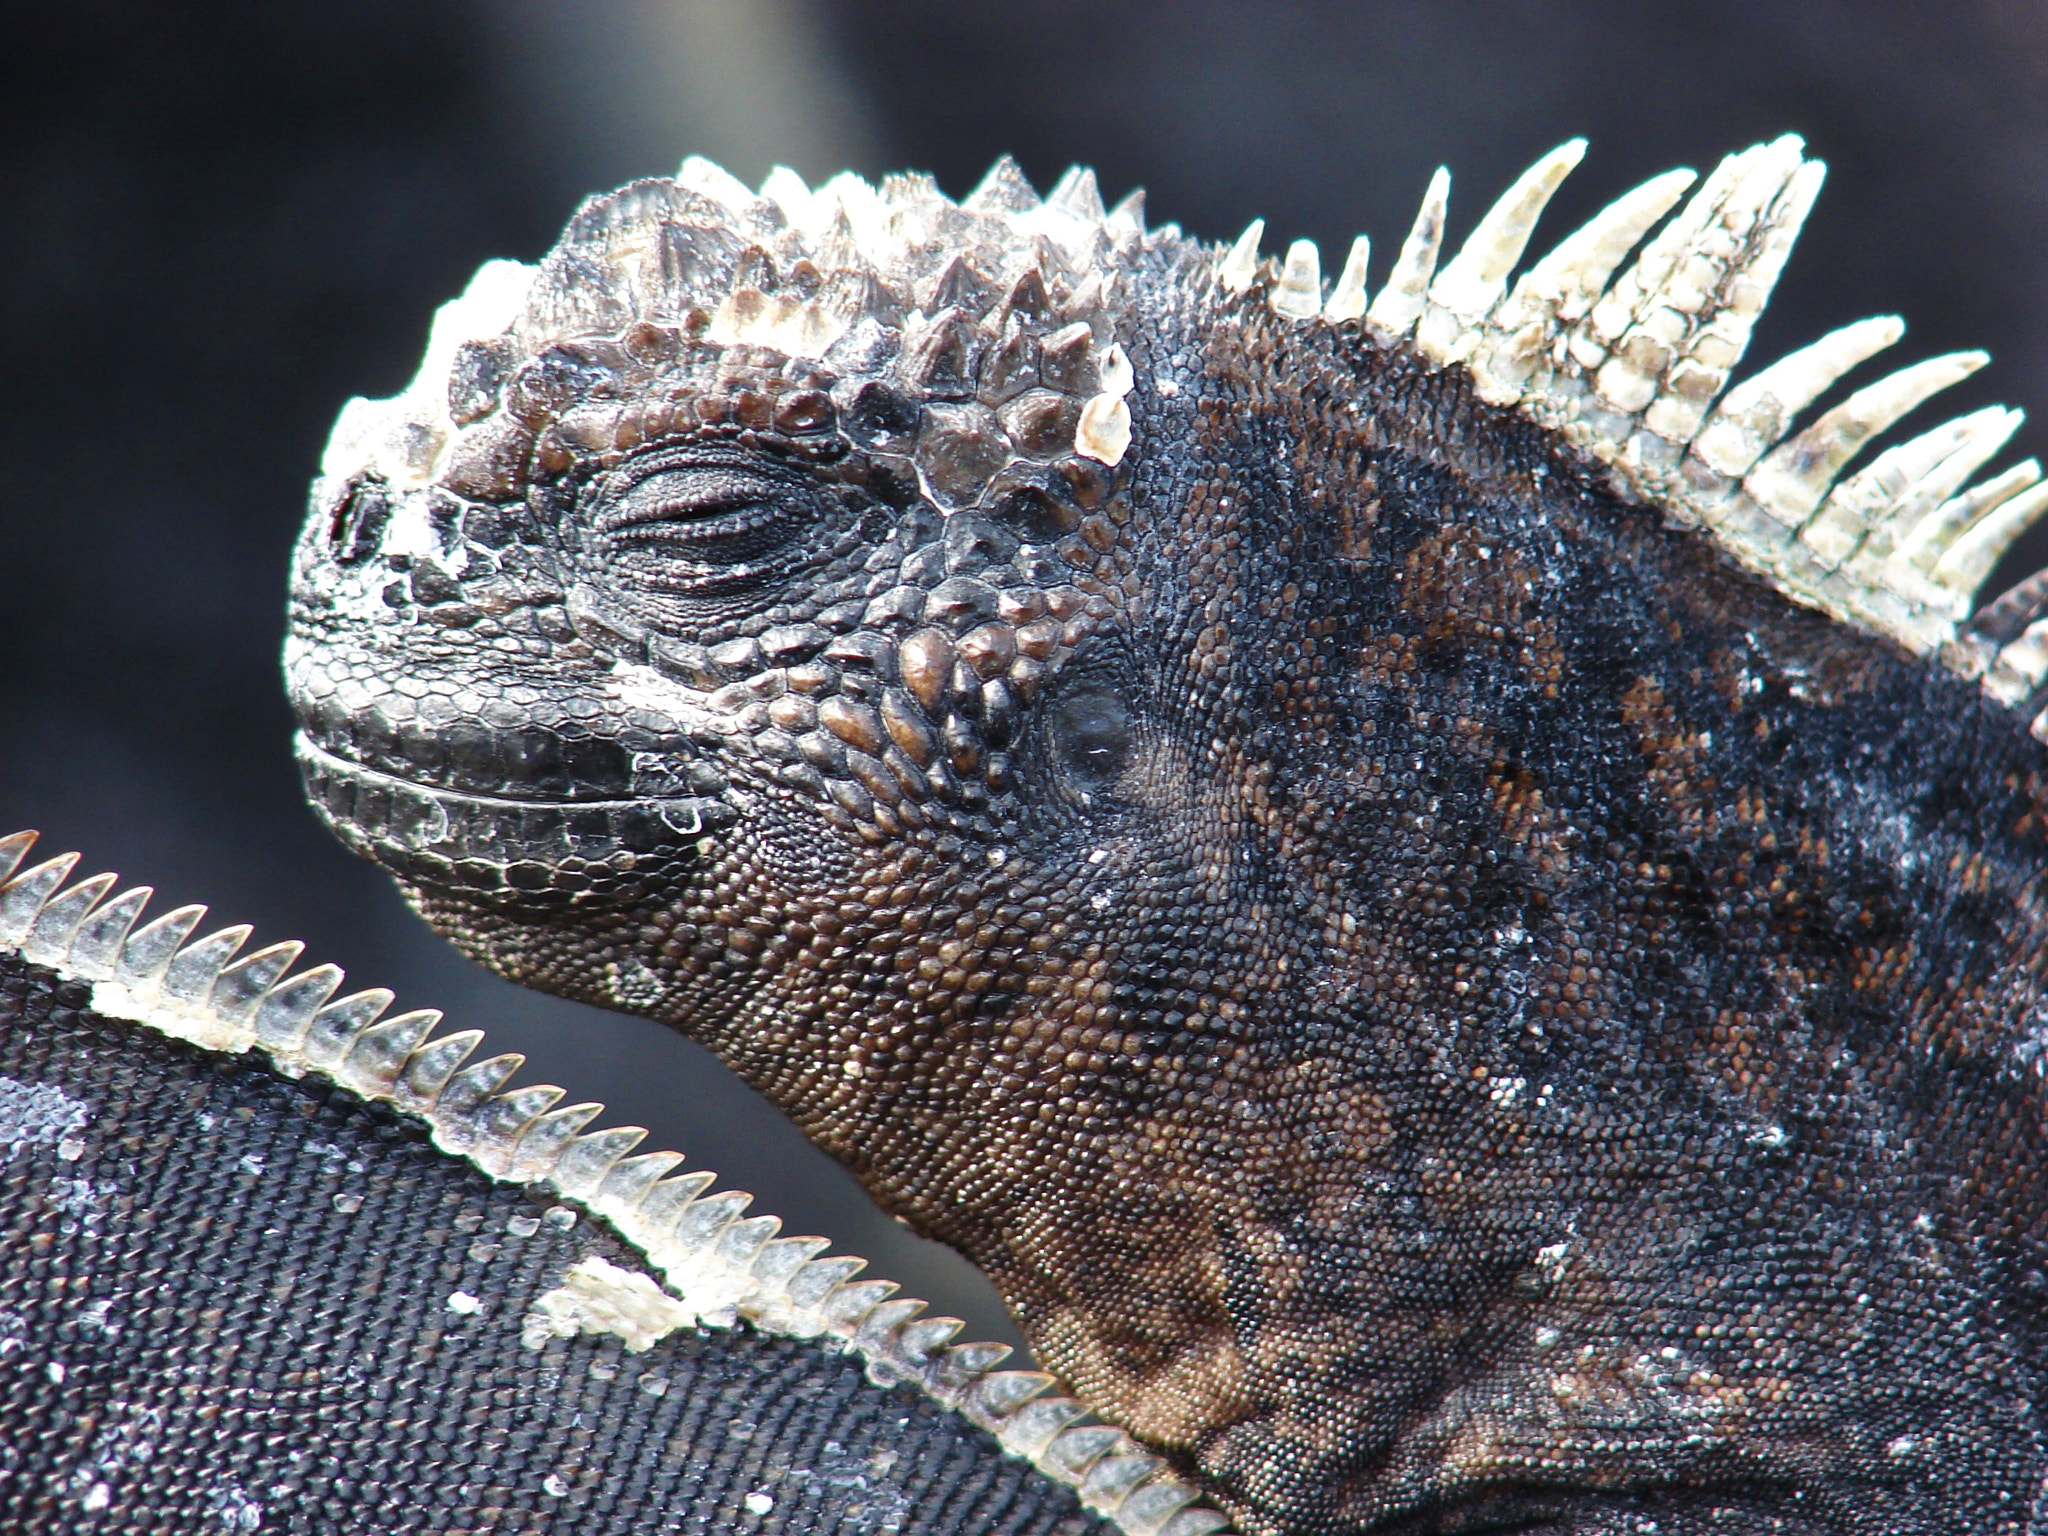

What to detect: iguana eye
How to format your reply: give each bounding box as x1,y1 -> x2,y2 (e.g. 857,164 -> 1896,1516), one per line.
588,447 -> 825,594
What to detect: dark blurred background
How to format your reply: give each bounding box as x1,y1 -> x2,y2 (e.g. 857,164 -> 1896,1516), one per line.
5,0 -> 2048,1352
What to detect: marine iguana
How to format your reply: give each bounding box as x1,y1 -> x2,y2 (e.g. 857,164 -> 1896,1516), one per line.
285,137 -> 2048,1533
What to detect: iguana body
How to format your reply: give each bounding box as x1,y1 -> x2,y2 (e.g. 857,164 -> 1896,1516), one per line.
287,140 -> 2048,1533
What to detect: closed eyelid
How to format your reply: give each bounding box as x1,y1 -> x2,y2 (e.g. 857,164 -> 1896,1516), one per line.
592,469 -> 792,534
572,444 -> 845,599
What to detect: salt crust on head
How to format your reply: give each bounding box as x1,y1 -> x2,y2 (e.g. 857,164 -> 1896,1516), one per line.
320,153 -> 1145,504
321,142 -> 2048,733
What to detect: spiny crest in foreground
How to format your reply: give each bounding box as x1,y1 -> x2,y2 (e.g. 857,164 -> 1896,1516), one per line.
323,136 -> 2048,735
0,828 -> 1234,1536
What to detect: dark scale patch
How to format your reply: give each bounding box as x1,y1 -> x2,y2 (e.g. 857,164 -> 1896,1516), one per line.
0,951 -> 1106,1535
290,205 -> 2048,1536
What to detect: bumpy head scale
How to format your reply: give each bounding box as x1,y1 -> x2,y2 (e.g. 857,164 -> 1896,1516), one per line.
321,139 -> 2048,735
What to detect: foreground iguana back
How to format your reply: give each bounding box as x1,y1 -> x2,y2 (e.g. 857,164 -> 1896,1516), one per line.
286,138 -> 2048,1533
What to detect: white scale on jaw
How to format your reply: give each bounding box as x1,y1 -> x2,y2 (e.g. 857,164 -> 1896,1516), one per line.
0,829 -> 1237,1536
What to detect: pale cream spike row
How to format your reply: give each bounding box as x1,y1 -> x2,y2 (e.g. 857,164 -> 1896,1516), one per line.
1936,477 -> 2048,598
1804,406 -> 2021,571
548,141 -> 2048,723
1582,135 -> 1811,366
1366,166 -> 1451,336
1746,352 -> 1991,529
1218,219 -> 1265,295
1215,134 -> 2048,726
1271,240 -> 1324,320
1454,167 -> 1701,405
1692,316 -> 1908,478
1492,166 -> 1698,334
0,829 -> 1234,1536
1324,236 -> 1371,322
1424,138 -> 1588,325
368,141 -> 2048,722
1894,459 -> 2044,583
1595,149 -> 1825,434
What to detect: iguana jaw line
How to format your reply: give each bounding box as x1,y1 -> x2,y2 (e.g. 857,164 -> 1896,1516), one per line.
296,734 -> 726,898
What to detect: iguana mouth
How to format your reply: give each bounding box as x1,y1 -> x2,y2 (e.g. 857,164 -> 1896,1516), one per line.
296,734 -> 724,900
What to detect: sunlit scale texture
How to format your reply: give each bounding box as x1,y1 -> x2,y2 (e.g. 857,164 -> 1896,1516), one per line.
290,151 -> 2048,1534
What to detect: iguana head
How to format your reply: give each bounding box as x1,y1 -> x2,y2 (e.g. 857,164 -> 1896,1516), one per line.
288,142 -> 2048,1533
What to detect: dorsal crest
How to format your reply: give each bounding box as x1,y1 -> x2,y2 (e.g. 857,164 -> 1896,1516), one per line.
1219,135 -> 2048,733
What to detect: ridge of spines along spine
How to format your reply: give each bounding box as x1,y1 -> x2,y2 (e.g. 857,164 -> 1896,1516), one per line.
1221,136 -> 2048,726
347,138 -> 2048,736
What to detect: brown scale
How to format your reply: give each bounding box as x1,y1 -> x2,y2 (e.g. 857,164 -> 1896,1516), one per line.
292,191 -> 2048,1536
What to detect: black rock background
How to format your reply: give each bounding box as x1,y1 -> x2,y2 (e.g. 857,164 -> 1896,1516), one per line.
4,0 -> 2047,1354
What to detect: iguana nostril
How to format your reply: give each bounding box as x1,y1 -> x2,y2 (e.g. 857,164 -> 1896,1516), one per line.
327,478 -> 391,565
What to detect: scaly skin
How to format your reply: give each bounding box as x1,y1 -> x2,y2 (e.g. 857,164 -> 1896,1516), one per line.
288,155 -> 2048,1533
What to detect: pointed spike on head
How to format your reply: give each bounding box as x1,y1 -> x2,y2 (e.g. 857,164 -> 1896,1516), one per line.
1076,392 -> 1133,467
758,165 -> 812,221
677,154 -> 757,215
1323,235 -> 1371,322
814,169 -> 887,255
1745,351 -> 1989,528
1047,165 -> 1106,223
1430,138 -> 1586,319
1218,219 -> 1265,294
1271,239 -> 1323,319
1098,343 -> 1134,399
965,154 -> 1041,214
1692,316 -> 1906,478
1106,187 -> 1147,238
1366,166 -> 1451,337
